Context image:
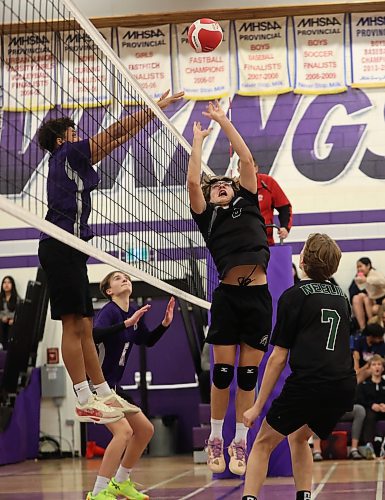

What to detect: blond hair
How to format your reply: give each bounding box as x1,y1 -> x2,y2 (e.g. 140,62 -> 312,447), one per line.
369,354 -> 385,366
302,233 -> 341,281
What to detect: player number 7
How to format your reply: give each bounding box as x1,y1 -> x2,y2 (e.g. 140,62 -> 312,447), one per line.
321,309 -> 341,351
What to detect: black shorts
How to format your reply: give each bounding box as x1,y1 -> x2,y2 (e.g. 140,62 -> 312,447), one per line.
38,238 -> 94,320
266,376 -> 356,439
206,283 -> 272,351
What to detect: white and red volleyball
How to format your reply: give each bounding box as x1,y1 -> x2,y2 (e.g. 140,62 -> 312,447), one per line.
188,18 -> 223,53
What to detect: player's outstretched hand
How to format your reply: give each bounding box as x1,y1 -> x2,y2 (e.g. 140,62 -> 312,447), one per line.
162,297 -> 175,327
124,304 -> 151,328
243,405 -> 260,428
202,100 -> 226,123
157,90 -> 185,110
193,121 -> 212,141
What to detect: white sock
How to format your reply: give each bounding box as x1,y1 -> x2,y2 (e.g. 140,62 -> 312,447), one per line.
209,418 -> 224,440
234,422 -> 248,443
92,475 -> 110,495
115,465 -> 132,484
93,381 -> 112,398
74,381 -> 93,405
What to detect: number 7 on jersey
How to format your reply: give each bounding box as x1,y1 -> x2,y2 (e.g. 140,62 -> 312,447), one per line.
321,309 -> 341,351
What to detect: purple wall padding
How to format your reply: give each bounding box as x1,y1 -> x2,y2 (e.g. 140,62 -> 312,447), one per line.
0,367 -> 41,465
216,245 -> 294,478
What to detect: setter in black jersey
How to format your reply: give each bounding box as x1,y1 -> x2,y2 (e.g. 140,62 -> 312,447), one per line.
242,233 -> 356,500
188,100 -> 272,476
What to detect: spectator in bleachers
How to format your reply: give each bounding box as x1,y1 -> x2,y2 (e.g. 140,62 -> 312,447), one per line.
353,324 -> 385,383
349,258 -> 385,331
0,275 -> 20,350
377,304 -> 385,328
373,305 -> 385,328
312,402 -> 366,461
356,354 -> 385,459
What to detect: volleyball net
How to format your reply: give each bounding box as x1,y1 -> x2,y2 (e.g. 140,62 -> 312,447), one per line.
0,0 -> 215,308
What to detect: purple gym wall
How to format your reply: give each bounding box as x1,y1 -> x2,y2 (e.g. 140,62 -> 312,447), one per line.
0,88 -> 384,273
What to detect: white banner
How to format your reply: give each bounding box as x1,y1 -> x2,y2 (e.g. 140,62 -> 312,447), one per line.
59,29 -> 112,108
117,25 -> 173,103
351,12 -> 385,88
2,32 -> 56,111
293,14 -> 346,94
235,18 -> 291,95
175,20 -> 231,100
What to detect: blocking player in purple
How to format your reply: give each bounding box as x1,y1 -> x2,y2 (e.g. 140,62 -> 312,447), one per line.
37,90 -> 183,427
86,270 -> 175,500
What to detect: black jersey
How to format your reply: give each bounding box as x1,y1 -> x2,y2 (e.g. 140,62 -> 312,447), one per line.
271,279 -> 355,383
191,185 -> 269,279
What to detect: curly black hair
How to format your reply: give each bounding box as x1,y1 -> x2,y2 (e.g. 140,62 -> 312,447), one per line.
37,117 -> 75,153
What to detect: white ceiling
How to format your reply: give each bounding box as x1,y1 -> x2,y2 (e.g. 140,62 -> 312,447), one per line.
74,0 -> 363,17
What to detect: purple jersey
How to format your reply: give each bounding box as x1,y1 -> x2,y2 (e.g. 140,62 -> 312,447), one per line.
94,301 -> 151,387
41,139 -> 99,241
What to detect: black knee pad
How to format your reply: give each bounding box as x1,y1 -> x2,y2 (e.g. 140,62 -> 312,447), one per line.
212,364 -> 234,389
237,366 -> 258,391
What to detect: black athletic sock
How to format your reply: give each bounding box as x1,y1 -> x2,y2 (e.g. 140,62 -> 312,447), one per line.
296,491 -> 311,500
242,496 -> 258,500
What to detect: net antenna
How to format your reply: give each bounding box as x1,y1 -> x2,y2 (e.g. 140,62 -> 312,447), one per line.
0,0 -> 216,309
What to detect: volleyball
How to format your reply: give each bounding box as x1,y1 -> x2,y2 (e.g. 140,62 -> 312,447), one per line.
188,18 -> 223,53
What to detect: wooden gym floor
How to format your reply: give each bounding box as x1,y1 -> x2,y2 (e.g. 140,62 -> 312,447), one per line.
0,455 -> 384,499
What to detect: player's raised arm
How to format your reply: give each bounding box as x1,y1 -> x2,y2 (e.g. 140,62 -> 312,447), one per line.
187,121 -> 211,214
89,90 -> 184,164
203,100 -> 256,193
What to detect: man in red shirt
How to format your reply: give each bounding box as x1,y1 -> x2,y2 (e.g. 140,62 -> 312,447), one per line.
238,160 -> 292,246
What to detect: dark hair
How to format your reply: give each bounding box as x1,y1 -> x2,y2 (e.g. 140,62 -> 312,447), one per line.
357,257 -> 372,269
302,233 -> 341,281
363,323 -> 385,339
1,275 -> 19,312
100,271 -> 131,300
200,174 -> 239,202
38,117 -> 75,153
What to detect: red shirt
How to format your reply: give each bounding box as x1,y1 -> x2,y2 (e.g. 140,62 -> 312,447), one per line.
257,174 -> 292,246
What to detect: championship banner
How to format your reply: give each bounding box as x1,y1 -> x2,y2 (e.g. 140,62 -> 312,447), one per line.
175,20 -> 231,100
351,12 -> 385,88
235,18 -> 291,95
117,25 -> 173,103
59,28 -> 112,108
293,14 -> 347,94
2,32 -> 56,111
